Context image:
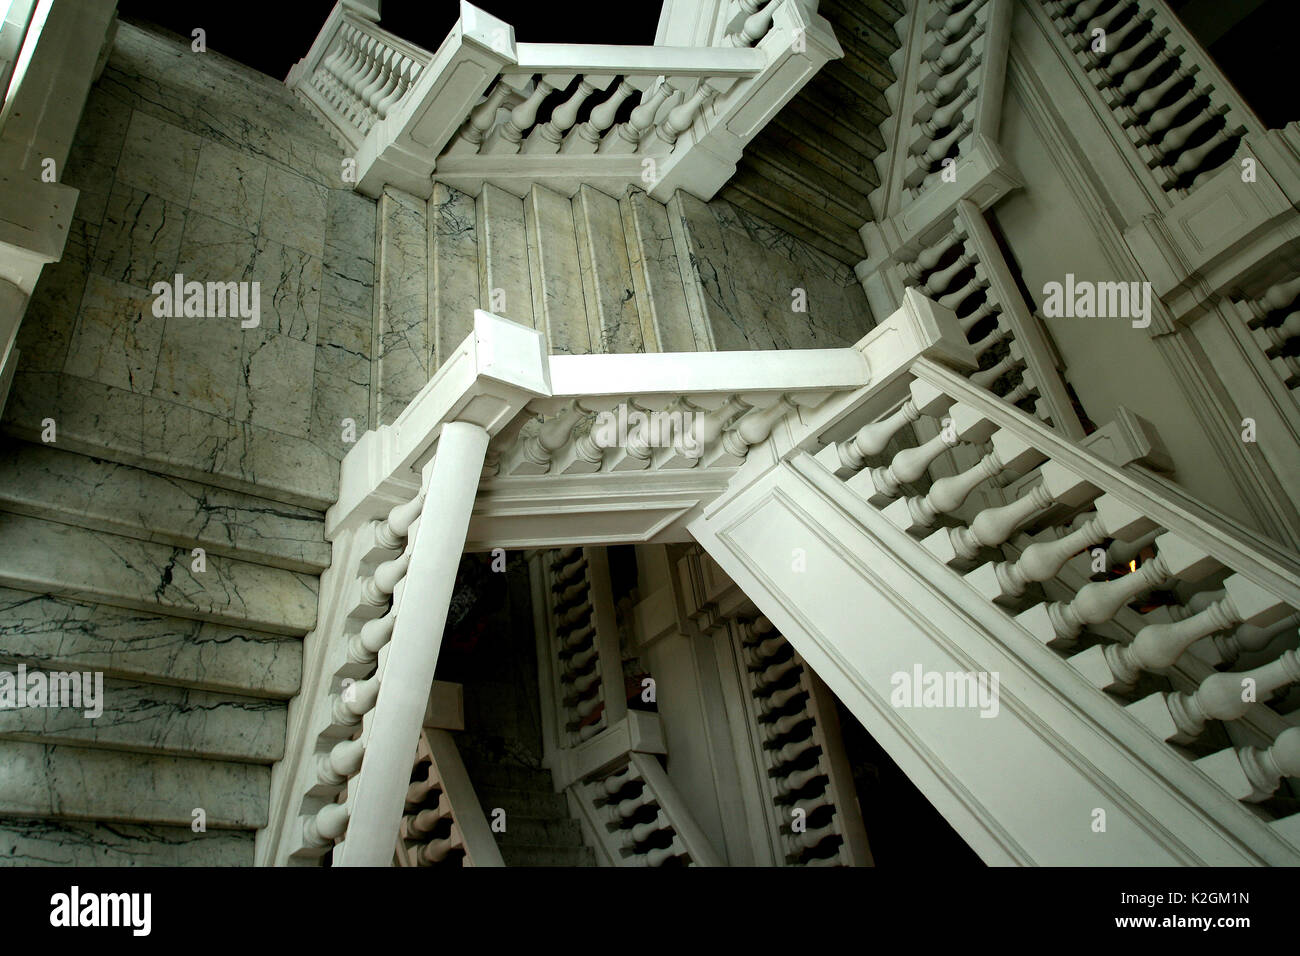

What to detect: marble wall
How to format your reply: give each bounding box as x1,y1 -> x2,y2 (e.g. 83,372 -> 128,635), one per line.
5,20 -> 377,508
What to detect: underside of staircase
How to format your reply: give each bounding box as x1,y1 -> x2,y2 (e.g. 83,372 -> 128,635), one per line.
719,0 -> 907,266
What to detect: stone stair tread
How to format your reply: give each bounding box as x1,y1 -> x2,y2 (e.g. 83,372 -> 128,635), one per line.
474,784 -> 569,818
719,181 -> 865,267
0,741 -> 269,829
806,73 -> 890,128
0,512 -> 318,635
0,818 -> 254,866
460,760 -> 557,793
501,843 -> 596,867
738,144 -> 875,226
1,372 -> 338,511
749,122 -> 880,195
496,816 -> 584,848
0,442 -> 329,574
0,587 -> 301,699
0,676 -> 286,763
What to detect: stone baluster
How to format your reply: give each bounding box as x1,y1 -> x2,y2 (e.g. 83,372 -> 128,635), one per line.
377,55 -> 420,120
1144,103 -> 1228,165
359,47 -> 397,116
303,802 -> 350,848
604,79 -> 675,153
754,658 -> 801,695
775,765 -> 825,796
1056,0 -> 1109,30
1072,1 -> 1136,52
1107,527 -> 1162,568
937,271 -> 989,312
726,0 -> 776,47
970,318 -> 1013,360
656,82 -> 719,147
1120,66 -> 1196,126
917,117 -> 974,170
1241,275 -> 1300,328
824,380 -> 953,478
526,74 -> 604,154
1077,573 -> 1292,691
682,395 -> 746,459
631,839 -> 689,867
920,249 -> 976,295
1196,727 -> 1300,803
347,609 -> 396,666
717,396 -> 797,463
901,225 -> 968,285
449,80 -> 515,154
555,600 -> 593,633
928,0 -> 987,49
359,514 -> 419,605
1001,370 -> 1038,406
1132,81 -> 1210,145
885,423 -> 1042,535
916,50 -> 982,119
1130,651 -> 1300,745
332,673 -> 381,725
786,820 -> 839,853
1084,10 -> 1154,67
1255,312 -> 1300,357
509,401 -> 590,475
767,711 -> 812,738
761,682 -> 809,717
969,350 -> 1021,391
607,785 -> 657,828
618,810 -> 670,852
768,733 -> 821,769
413,824 -> 465,865
850,419 -> 962,507
1098,28 -> 1170,88
405,764 -> 440,808
316,737 -> 365,788
601,766 -> 641,800
958,297 -> 999,335
1016,531 -> 1218,649
401,796 -> 452,840
1180,124 -> 1248,188
1215,612 -> 1300,664
929,20 -> 986,75
565,78 -> 637,154
486,76 -> 557,154
915,86 -> 979,144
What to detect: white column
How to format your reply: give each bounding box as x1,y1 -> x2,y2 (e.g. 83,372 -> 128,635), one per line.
335,420 -> 489,866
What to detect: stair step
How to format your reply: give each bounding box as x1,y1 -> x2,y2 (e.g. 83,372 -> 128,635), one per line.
463,760 -> 557,793
476,183 -> 536,332
822,0 -> 907,52
806,72 -> 890,128
1,372 -> 338,510
738,144 -> 875,227
496,815 -> 585,848
749,121 -> 880,196
0,587 -> 301,699
0,442 -> 329,573
781,97 -> 886,162
430,182 -> 481,371
769,109 -> 883,180
475,785 -> 570,819
620,188 -> 704,353
0,741 -> 269,828
501,843 -> 596,867
0,512 -> 317,635
0,818 -> 254,866
573,184 -> 647,354
0,676 -> 286,763
719,181 -> 865,267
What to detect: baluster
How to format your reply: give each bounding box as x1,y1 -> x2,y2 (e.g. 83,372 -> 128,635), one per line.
632,839 -> 689,867
510,401 -> 589,474
1099,28 -> 1170,88
753,657 -> 801,694
930,21 -> 986,74
488,76 -> 557,154
1131,651 -> 1300,745
1059,0 -> 1109,30
1016,531 -> 1217,649
604,79 -> 674,153
332,674 -> 381,725
1121,66 -> 1195,126
920,249 -> 976,295
937,272 -> 988,313
887,425 -> 1041,533
401,796 -> 453,839
718,396 -> 796,462
449,80 -> 514,154
958,297 -> 999,335
727,0 -> 776,47
915,87 -> 979,143
917,50 -> 982,115
1083,574 -> 1288,690
929,0 -> 986,46
360,514 -> 418,605
526,74 -> 598,154
824,380 -> 953,478
775,765 -> 825,796
918,117 -> 974,168
1179,124 -> 1247,187
1241,275 -> 1300,328
1085,10 -> 1153,67
565,78 -> 636,153
1196,727 -> 1300,803
655,82 -> 718,147
303,802 -> 349,847
1256,312 -> 1300,356
316,737 -> 365,787
376,56 -> 419,120
606,786 -> 657,828
901,225 -> 968,285
1073,1 -> 1136,52
619,810 -> 670,852
414,825 -> 465,865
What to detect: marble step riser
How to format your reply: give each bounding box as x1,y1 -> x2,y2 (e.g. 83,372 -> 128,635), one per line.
0,670 -> 286,763
0,818 -> 255,866
0,513 -> 318,636
740,150 -> 875,228
720,184 -> 864,266
0,740 -> 269,829
501,844 -> 596,867
476,786 -> 570,819
0,587 -> 301,700
0,444 -> 329,575
495,817 -> 585,848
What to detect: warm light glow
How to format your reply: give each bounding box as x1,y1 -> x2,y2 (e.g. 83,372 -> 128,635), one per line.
1129,560 -> 1137,573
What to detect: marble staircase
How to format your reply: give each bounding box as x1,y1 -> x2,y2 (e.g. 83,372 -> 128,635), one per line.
0,440 -> 327,865
718,0 -> 907,267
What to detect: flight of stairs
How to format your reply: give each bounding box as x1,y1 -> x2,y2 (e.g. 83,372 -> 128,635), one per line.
0,441 -> 326,865
437,555 -> 595,866
718,0 -> 907,266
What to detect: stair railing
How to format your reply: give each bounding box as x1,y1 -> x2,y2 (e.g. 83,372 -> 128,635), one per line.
288,0 -> 841,203
396,727 -> 506,867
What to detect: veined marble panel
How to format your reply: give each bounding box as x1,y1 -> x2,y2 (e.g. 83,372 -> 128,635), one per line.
0,513 -> 318,634
0,444 -> 328,572
0,818 -> 254,866
620,187 -> 701,353
476,183 -> 535,330
2,374 -> 335,511
430,181 -> 479,372
574,184 -> 643,353
62,87 -> 132,231
326,188 -> 377,261
116,109 -> 201,206
375,187 -> 429,425
62,274 -> 165,393
668,191 -> 872,351
236,329 -> 316,439
524,184 -> 591,356
0,677 -> 286,763
312,315 -> 370,463
188,139 -> 269,233
15,252 -> 88,375
261,166 -> 329,259
0,740 -> 269,828
176,209 -> 259,282
92,182 -> 186,288
252,238 -> 322,344
0,587 -> 302,698
152,314 -> 243,420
